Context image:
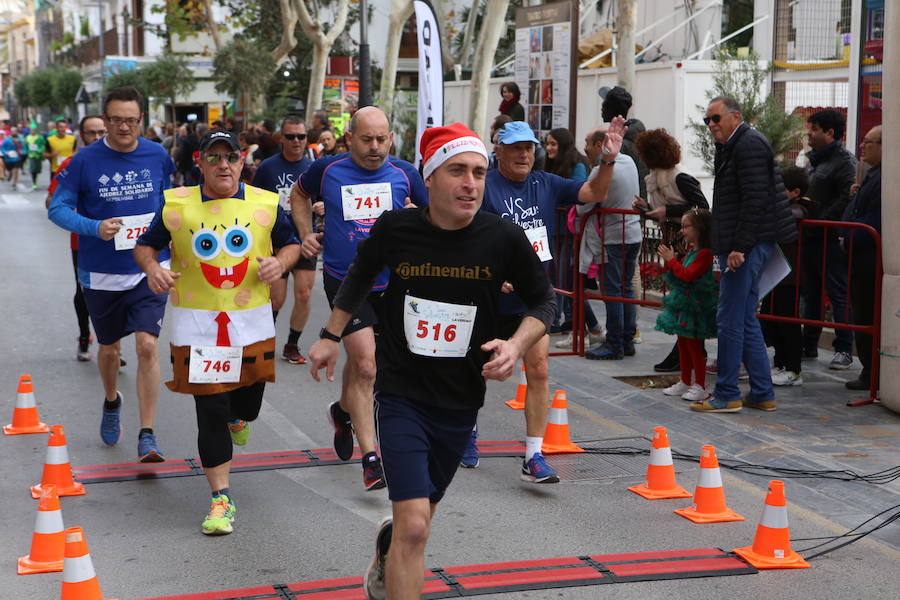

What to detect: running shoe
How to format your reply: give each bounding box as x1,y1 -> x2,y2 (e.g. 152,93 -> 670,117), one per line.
742,397 -> 777,412
663,380 -> 691,397
829,351 -> 853,370
100,393 -> 122,446
689,397 -> 743,413
228,419 -> 250,446
772,370 -> 803,386
137,432 -> 165,463
521,453 -> 560,484
77,336 -> 92,361
460,426 -> 479,468
328,401 -> 354,461
364,516 -> 393,600
282,343 -> 307,364
584,343 -> 623,360
681,384 -> 710,402
362,452 -> 386,491
202,494 -> 236,535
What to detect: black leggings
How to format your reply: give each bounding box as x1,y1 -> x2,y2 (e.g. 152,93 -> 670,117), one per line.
71,249 -> 91,339
194,382 -> 265,468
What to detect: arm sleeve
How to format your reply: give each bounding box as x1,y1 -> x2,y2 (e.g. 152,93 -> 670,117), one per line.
824,157 -> 857,222
666,173 -> 709,219
297,156 -> 328,198
48,186 -> 102,237
136,207 -> 171,250
506,225 -> 557,332
331,214 -> 389,315
271,205 -> 301,249
550,172 -> 586,206
665,249 -> 713,283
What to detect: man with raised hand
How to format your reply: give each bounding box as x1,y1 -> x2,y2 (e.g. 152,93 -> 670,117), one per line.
308,123 -> 556,600
48,86 -> 175,461
475,117 -> 625,482
289,106 -> 427,491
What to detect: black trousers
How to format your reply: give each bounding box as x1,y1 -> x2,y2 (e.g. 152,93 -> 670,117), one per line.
761,286 -> 802,374
850,261 -> 877,377
194,382 -> 265,468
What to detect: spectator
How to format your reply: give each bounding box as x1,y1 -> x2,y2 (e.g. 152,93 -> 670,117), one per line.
580,125 -> 642,360
307,109 -> 330,146
488,114 -> 513,169
318,129 -> 339,156
176,122 -> 200,185
801,109 -> 857,369
600,86 -> 649,198
761,167 -> 816,387
693,96 -> 796,413
333,135 -> 348,154
161,122 -> 176,156
632,128 -> 709,373
498,82 -> 525,122
656,208 -> 717,401
841,125 -> 881,391
238,130 -> 259,183
254,118 -> 279,161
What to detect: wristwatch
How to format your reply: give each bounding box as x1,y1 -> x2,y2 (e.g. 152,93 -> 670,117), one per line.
319,328 -> 341,342
601,159 -> 616,166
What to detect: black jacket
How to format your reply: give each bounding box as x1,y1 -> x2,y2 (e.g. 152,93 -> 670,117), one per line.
805,141 -> 856,223
622,118 -> 649,198
841,164 -> 881,262
711,123 -> 796,255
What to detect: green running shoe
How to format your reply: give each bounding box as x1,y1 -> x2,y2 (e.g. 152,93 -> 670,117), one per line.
202,494 -> 236,535
228,419 -> 249,446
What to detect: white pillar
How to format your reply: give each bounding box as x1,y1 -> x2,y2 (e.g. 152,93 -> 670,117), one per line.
879,1 -> 899,412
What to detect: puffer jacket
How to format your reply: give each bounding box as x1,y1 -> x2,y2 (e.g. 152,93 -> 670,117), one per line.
711,122 -> 797,255
622,118 -> 649,198
806,141 -> 857,223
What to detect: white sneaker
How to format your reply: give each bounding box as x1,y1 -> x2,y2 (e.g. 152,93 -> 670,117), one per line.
587,330 -> 605,348
663,380 -> 691,396
771,366 -> 785,376
554,333 -> 574,349
681,384 -> 710,402
633,329 -> 642,344
554,331 -> 606,349
772,370 -> 803,386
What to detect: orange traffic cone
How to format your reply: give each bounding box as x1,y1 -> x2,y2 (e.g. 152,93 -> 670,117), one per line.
60,528 -> 119,600
18,484 -> 65,574
32,425 -> 86,499
628,426 -> 692,500
734,480 -> 810,569
541,390 -> 584,454
675,445 -> 744,523
4,374 -> 50,435
505,363 -> 527,409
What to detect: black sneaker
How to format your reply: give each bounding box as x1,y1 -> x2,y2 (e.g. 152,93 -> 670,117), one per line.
362,452 -> 386,491
654,345 -> 680,372
585,343 -> 624,360
802,347 -> 819,360
327,401 -> 354,461
845,376 -> 869,391
623,340 -> 636,356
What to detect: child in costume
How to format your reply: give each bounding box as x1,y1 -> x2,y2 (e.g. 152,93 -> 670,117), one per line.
655,208 -> 717,402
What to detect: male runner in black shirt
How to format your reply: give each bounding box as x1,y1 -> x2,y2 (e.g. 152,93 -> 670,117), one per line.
308,123 -> 556,600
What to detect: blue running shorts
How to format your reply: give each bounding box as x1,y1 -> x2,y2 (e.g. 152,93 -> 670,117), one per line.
82,277 -> 167,345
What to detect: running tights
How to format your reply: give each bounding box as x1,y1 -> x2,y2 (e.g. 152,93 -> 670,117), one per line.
71,249 -> 90,339
194,382 -> 265,468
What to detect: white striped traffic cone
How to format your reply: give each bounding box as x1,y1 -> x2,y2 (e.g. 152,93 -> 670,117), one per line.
4,374 -> 50,435
505,363 -> 527,409
60,527 -> 119,600
733,480 -> 810,569
31,425 -> 86,499
628,426 -> 692,500
674,445 -> 744,523
541,390 -> 584,454
18,484 -> 65,574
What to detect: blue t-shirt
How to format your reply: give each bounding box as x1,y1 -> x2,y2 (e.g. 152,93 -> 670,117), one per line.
481,169 -> 583,314
56,137 -> 175,275
298,153 -> 427,290
251,152 -> 313,213
1,136 -> 25,162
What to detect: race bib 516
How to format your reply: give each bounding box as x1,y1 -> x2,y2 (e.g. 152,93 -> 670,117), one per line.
403,294 -> 476,358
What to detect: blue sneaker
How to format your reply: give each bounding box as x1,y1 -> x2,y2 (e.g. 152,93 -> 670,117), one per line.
460,426 -> 479,468
584,343 -> 624,360
137,432 -> 165,463
521,453 -> 560,483
100,392 -> 122,446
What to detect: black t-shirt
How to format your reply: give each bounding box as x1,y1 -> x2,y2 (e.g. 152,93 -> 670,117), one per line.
333,208 -> 556,411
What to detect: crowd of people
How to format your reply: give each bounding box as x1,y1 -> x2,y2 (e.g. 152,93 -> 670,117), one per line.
36,80 -> 882,600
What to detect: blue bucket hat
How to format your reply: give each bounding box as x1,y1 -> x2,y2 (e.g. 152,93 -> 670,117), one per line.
497,121 -> 540,145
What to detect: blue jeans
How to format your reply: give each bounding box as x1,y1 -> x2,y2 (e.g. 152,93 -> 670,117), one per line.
602,243 -> 639,350
715,243 -> 775,403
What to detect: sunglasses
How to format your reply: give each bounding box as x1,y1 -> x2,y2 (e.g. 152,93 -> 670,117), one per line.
702,114 -> 723,125
283,133 -> 307,141
204,152 -> 242,165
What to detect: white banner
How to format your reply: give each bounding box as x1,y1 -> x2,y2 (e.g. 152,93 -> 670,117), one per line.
414,0 -> 443,166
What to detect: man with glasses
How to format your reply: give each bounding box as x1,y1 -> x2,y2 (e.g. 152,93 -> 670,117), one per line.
289,106 -> 427,492
48,86 -> 175,461
694,96 -> 796,413
252,116 -> 315,364
135,128 -> 300,535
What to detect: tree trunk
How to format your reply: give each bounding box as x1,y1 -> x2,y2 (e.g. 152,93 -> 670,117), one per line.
468,0 -> 509,140
459,0 -> 479,67
616,0 -> 636,92
307,41 -> 330,113
272,0 -> 299,66
203,0 -> 223,52
379,0 -> 414,117
295,0 -> 350,114
430,0 -> 458,74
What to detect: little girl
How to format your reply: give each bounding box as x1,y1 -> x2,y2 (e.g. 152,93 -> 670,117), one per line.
655,208 -> 717,402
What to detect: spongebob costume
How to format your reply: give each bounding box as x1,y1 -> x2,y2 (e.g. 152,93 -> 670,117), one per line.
162,184 -> 279,394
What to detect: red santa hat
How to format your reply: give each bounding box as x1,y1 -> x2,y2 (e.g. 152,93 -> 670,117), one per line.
420,123 -> 488,180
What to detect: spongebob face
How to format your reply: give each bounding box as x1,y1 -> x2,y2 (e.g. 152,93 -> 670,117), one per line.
163,188 -> 276,311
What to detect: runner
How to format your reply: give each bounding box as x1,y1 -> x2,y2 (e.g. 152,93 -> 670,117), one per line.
473,118 -> 626,481
1,126 -> 25,191
45,117 -> 77,176
48,86 -> 174,462
289,106 -> 427,490
25,127 -> 47,190
308,123 -> 556,600
45,115 -> 109,362
135,128 -> 301,535
251,116 -> 314,364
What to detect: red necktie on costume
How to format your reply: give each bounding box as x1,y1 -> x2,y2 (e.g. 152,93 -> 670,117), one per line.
215,312 -> 232,347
